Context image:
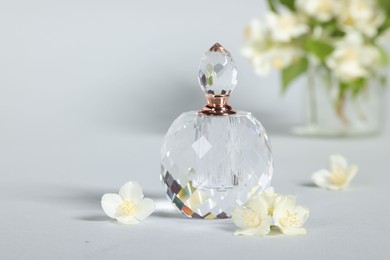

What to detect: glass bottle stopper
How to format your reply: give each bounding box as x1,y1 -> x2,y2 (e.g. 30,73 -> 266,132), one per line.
198,43 -> 237,116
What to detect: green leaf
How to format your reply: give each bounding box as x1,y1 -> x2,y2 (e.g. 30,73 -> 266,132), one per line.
267,0 -> 277,12
378,45 -> 389,66
339,79 -> 367,98
281,58 -> 308,92
339,82 -> 348,92
304,38 -> 334,61
377,0 -> 390,13
279,0 -> 295,11
350,78 -> 367,98
324,20 -> 345,37
330,29 -> 346,37
378,17 -> 390,36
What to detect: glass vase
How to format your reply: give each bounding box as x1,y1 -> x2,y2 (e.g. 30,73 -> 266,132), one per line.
293,67 -> 385,137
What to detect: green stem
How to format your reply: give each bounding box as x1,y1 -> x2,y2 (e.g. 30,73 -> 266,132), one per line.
307,69 -> 318,126
336,92 -> 349,127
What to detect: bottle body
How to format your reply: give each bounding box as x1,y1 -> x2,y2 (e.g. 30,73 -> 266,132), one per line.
161,111 -> 273,219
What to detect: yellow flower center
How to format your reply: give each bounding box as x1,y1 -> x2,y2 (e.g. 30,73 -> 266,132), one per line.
280,210 -> 299,227
318,2 -> 331,12
117,200 -> 137,216
268,206 -> 274,216
244,26 -> 252,38
329,169 -> 348,186
242,209 -> 261,227
272,57 -> 286,69
344,16 -> 355,26
344,49 -> 358,61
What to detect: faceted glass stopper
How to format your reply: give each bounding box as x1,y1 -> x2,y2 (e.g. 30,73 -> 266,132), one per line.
198,43 -> 238,96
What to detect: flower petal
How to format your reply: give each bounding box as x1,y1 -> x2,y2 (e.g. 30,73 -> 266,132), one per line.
255,216 -> 273,236
327,184 -> 344,191
234,216 -> 272,236
346,165 -> 358,183
273,195 -> 297,227
232,207 -> 251,229
261,187 -> 278,213
312,169 -> 332,189
274,195 -> 296,210
101,193 -> 123,219
116,215 -> 140,225
119,181 -> 143,202
246,196 -> 269,218
294,206 -> 310,227
134,198 -> 155,221
329,154 -> 348,172
264,186 -> 276,195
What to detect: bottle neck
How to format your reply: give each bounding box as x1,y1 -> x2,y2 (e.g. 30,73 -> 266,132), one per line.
199,94 -> 236,116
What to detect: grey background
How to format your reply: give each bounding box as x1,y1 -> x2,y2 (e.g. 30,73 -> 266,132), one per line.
1,0 -> 390,259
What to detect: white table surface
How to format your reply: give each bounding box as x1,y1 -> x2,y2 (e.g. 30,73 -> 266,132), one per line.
1,124 -> 390,260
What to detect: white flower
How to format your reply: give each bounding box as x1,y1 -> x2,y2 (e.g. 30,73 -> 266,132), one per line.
101,181 -> 155,224
266,11 -> 309,42
242,19 -> 271,58
233,188 -> 310,237
243,19 -> 268,42
273,195 -> 309,235
338,0 -> 385,37
232,195 -> 273,236
252,46 -> 303,76
296,0 -> 341,22
242,17 -> 304,76
259,187 -> 278,215
326,31 -> 382,82
312,154 -> 358,190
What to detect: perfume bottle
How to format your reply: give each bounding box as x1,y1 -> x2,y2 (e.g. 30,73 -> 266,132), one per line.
161,43 -> 273,219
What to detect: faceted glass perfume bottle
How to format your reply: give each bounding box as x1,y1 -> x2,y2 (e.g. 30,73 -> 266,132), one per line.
161,43 -> 273,219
